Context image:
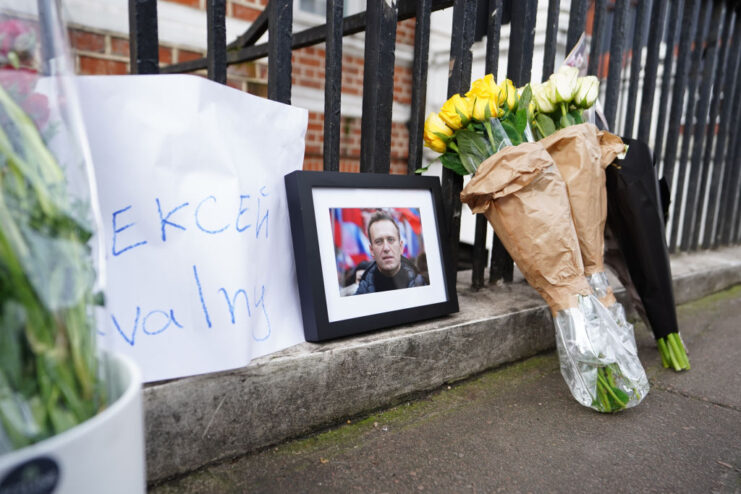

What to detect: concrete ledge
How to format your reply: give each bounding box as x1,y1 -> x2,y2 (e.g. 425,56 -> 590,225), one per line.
144,246 -> 741,483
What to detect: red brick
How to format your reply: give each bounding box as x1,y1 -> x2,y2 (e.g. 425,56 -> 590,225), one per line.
396,18 -> 416,45
178,49 -> 204,63
302,158 -> 323,171
232,4 -> 261,22
110,37 -> 129,57
226,78 -> 243,90
159,46 -> 173,65
79,56 -> 128,75
166,0 -> 200,8
69,30 -> 105,53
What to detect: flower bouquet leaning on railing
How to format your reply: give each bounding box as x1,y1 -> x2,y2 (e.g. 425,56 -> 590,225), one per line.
528,65 -> 644,363
0,12 -> 108,452
534,66 -> 690,373
423,73 -> 649,413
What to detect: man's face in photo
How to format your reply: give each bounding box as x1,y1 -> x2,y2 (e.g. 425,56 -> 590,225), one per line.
369,219 -> 403,277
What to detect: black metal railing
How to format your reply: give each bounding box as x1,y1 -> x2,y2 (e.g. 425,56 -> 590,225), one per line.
128,0 -> 741,290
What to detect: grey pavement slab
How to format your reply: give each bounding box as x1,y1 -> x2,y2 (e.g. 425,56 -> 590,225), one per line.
151,284 -> 741,493
143,246 -> 741,482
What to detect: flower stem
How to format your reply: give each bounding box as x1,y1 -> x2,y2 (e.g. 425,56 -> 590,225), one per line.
483,119 -> 497,152
532,118 -> 547,139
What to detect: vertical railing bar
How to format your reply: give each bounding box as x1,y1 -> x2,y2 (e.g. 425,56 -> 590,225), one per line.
668,0 -> 711,251
542,0 -> 560,80
725,12 -> 741,245
268,0 -> 293,104
520,0 -> 538,84
323,0 -> 344,172
711,21 -> 741,247
603,0 -> 629,132
360,1 -> 398,173
472,0 -> 503,289
442,0 -> 476,276
653,0 -> 684,171
637,0 -> 669,143
682,1 -> 725,250
207,0 -> 227,84
724,84 -> 741,243
490,0 -> 534,283
587,0 -> 607,77
661,0 -> 700,234
128,0 -> 159,74
727,115 -> 741,243
699,6 -> 735,248
407,0 -> 432,174
566,0 -> 588,55
622,0 -> 650,138
717,36 -> 741,245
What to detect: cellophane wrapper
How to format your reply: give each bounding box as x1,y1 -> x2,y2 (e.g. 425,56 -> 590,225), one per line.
0,2 -> 107,453
554,294 -> 648,411
460,141 -> 649,412
587,271 -> 638,356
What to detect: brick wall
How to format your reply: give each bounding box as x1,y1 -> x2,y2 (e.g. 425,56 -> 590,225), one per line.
68,0 -> 414,175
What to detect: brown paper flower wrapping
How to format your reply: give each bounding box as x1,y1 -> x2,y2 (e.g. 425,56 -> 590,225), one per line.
460,142 -> 591,314
539,123 -> 624,276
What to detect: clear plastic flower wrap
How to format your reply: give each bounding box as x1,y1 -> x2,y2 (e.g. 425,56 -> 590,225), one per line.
460,130 -> 649,413
554,294 -> 648,411
587,271 -> 637,356
0,2 -> 108,453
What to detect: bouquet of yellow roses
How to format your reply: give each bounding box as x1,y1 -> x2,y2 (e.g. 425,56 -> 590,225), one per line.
422,75 -> 532,176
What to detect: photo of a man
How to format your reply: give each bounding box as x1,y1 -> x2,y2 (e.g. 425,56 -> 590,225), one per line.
331,208 -> 429,296
355,211 -> 427,294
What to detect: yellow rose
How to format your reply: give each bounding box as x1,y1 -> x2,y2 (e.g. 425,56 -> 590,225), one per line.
499,78 -> 517,110
423,112 -> 453,153
471,96 -> 504,121
466,74 -> 501,101
439,94 -> 473,130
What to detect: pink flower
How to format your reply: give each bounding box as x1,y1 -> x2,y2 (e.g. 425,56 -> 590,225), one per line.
0,68 -> 35,95
0,19 -> 32,54
21,92 -> 49,128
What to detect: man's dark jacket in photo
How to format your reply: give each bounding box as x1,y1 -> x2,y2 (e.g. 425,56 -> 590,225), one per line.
354,257 -> 426,295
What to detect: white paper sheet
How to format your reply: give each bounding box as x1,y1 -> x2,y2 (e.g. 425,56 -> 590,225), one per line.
77,75 -> 308,382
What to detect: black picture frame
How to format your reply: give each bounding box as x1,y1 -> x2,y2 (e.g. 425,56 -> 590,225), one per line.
284,170 -> 459,342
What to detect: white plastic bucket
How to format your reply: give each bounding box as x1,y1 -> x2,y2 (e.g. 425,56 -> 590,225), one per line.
0,352 -> 146,494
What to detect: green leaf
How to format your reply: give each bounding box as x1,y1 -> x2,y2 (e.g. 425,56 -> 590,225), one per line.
500,120 -> 522,146
414,165 -> 431,174
612,388 -> 630,404
456,128 -> 493,163
432,131 -> 451,143
518,84 -> 533,112
535,113 -> 556,137
439,152 -> 469,176
569,109 -> 583,125
514,106 -> 528,135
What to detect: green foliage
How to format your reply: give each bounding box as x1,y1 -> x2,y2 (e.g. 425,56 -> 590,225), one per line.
0,81 -> 106,452
439,152 -> 469,176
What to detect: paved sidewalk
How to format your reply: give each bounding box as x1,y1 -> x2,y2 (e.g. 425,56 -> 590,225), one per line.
151,285 -> 741,493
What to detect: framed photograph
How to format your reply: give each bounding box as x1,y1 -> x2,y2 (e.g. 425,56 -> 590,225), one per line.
285,171 -> 459,342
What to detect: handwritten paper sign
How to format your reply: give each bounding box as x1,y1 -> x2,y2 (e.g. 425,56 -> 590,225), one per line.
77,75 -> 308,382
